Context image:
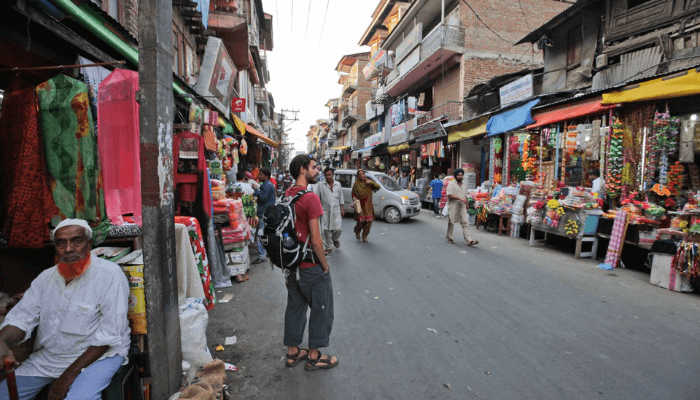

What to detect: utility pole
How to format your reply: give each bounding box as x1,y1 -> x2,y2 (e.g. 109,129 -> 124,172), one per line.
138,0 -> 181,398
281,108 -> 300,122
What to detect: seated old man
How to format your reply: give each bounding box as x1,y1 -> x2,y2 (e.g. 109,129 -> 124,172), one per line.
0,219 -> 130,400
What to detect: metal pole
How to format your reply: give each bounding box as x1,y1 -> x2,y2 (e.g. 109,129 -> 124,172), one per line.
442,0 -> 445,23
138,0 -> 181,398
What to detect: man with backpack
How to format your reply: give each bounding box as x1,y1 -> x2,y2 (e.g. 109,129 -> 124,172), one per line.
281,154 -> 338,371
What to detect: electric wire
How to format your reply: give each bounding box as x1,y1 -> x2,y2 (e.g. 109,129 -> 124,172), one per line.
303,0 -> 313,52
460,0 -> 513,45
517,0 -> 530,31
315,0 -> 331,59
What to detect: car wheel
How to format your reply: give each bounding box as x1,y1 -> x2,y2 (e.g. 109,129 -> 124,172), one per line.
384,206 -> 401,224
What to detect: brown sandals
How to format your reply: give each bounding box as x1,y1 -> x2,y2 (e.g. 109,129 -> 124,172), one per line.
285,348 -> 308,367
304,351 -> 339,371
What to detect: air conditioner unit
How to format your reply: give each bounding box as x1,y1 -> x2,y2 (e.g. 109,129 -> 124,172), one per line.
595,54 -> 608,69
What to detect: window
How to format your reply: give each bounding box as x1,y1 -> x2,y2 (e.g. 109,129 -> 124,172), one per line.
567,25 -> 582,67
373,174 -> 400,191
335,174 -> 353,188
172,30 -> 179,75
628,0 -> 655,8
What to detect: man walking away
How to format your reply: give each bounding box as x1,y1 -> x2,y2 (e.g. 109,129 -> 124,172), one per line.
283,154 -> 338,371
446,169 -> 479,246
317,167 -> 345,254
429,173 -> 444,217
252,168 -> 276,264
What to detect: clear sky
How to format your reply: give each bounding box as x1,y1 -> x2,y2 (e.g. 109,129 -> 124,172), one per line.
261,0 -> 379,153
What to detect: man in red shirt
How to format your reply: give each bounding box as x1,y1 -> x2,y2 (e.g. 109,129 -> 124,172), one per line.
283,154 -> 338,371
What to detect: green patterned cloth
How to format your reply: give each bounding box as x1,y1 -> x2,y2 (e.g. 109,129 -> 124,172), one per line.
36,75 -> 110,242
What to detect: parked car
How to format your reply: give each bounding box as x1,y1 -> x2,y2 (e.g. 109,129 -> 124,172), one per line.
333,169 -> 421,224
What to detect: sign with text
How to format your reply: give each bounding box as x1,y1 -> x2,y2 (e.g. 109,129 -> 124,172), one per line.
364,132 -> 382,148
231,98 -> 246,112
398,46 -> 421,78
499,74 -> 533,106
195,37 -> 237,117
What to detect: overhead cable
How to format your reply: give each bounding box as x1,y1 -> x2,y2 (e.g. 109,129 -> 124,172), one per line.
460,0 -> 513,45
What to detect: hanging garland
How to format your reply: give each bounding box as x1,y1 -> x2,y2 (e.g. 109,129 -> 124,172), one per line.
606,118 -> 624,198
667,161 -> 684,197
522,137 -> 536,176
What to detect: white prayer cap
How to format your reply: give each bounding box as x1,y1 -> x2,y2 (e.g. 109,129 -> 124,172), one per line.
52,219 -> 93,241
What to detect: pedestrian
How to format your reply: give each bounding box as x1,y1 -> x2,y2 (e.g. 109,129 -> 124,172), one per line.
429,173 -> 444,217
283,154 -> 338,371
397,171 -> 408,189
233,171 -> 254,194
446,169 -> 479,246
282,170 -> 293,191
0,219 -> 130,400
252,168 -> 276,264
249,162 -> 260,181
317,167 -> 345,254
352,169 -> 380,243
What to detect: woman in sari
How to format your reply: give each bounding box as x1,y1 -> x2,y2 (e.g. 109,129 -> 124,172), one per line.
352,169 -> 380,243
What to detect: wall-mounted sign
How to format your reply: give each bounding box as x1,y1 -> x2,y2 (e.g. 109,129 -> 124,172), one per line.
364,132 -> 382,147
362,50 -> 395,80
231,98 -> 246,113
391,122 -> 407,138
389,122 -> 409,146
398,46 -> 421,78
365,100 -> 376,120
499,74 -> 533,106
196,37 -> 238,117
395,23 -> 422,64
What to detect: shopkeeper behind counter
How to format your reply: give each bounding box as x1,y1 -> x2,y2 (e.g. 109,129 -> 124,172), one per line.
587,169 -> 603,197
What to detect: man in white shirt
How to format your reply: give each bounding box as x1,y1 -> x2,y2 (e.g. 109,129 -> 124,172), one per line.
316,167 -> 345,254
233,171 -> 255,195
0,219 -> 130,400
446,169 -> 479,246
588,169 -> 603,197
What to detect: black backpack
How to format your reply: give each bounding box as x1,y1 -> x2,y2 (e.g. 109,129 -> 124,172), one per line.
260,190 -> 317,274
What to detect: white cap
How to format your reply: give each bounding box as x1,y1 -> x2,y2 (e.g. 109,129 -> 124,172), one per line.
52,219 -> 93,241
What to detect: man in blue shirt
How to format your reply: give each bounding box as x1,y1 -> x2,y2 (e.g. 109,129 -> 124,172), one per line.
429,173 -> 444,217
253,168 -> 276,264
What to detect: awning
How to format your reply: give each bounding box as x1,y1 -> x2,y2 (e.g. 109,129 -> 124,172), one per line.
447,116 -> 489,143
388,143 -> 410,154
415,123 -> 447,143
329,146 -> 350,151
527,97 -> 618,129
486,99 -> 540,137
231,114 -> 247,135
244,122 -> 278,147
361,145 -> 376,157
602,68 -> 700,104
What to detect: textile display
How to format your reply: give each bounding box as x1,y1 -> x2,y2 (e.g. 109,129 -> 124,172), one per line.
98,69 -> 142,225
174,216 -> 217,310
0,78 -> 59,248
36,74 -> 109,241
175,223 -> 207,305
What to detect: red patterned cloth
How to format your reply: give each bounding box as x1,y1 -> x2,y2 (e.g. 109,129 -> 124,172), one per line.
0,78 -> 58,248
175,216 -> 216,310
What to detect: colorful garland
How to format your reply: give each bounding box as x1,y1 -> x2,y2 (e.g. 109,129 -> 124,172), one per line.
565,219 -> 580,236
667,161 -> 684,197
606,119 -> 624,198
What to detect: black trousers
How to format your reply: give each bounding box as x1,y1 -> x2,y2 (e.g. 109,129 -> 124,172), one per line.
284,264 -> 334,349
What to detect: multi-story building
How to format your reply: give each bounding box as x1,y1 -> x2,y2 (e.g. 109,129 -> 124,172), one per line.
358,0 -> 572,175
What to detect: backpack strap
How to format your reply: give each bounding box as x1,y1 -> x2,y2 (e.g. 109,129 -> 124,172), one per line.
289,190 -> 317,263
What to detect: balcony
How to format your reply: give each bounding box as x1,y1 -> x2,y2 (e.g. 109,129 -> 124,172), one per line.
386,23 -> 465,97
415,101 -> 462,125
342,107 -> 362,123
342,75 -> 359,98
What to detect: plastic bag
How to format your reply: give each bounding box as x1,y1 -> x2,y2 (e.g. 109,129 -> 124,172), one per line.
179,298 -> 213,367
442,203 -> 449,217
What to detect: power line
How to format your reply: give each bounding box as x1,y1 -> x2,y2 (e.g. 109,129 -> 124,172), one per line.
303,0 -> 313,52
460,0 -> 513,45
315,0 -> 330,58
517,0 -> 530,31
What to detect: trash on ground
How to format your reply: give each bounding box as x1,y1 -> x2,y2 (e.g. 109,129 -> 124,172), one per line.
219,294 -> 234,303
224,336 -> 237,345
387,342 -> 392,345
224,363 -> 237,371
460,251 -> 467,254
380,233 -> 387,235
364,290 -> 370,293
215,345 -> 225,351
485,371 -> 491,375
427,328 -> 439,335
374,297 -> 379,300
444,383 -> 454,391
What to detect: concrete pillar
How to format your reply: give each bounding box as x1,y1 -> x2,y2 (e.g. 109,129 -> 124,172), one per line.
138,0 -> 181,398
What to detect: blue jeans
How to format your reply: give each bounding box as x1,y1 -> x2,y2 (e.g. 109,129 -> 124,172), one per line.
256,218 -> 267,259
433,198 -> 441,215
0,355 -> 123,400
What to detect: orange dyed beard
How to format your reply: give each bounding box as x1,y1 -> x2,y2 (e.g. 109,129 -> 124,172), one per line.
57,256 -> 91,280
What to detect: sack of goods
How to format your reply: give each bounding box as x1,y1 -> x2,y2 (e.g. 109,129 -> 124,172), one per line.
261,190 -> 317,273
227,248 -> 248,264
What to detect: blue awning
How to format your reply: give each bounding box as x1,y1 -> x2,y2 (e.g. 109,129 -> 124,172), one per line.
486,99 -> 540,137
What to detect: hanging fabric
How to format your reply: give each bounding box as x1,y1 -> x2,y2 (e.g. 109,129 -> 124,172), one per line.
173,131 -> 206,203
98,69 -> 142,225
36,74 -> 110,241
0,78 -> 59,247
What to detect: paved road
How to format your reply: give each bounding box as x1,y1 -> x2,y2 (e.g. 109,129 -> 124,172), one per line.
207,212 -> 700,399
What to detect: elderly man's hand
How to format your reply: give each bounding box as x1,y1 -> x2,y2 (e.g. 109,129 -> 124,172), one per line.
0,341 -> 18,368
49,370 -> 78,400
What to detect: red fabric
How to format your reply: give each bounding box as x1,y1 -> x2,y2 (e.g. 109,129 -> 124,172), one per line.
527,98 -> 617,129
98,69 -> 142,225
269,177 -> 277,189
173,132 -> 206,202
0,78 -> 59,248
285,186 -> 324,269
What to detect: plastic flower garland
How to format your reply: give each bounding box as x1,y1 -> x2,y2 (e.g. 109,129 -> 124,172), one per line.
565,219 -> 580,236
606,119 -> 624,198
667,161 -> 684,197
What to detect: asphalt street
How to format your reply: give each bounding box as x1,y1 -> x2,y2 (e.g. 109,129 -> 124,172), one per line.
206,211 -> 700,400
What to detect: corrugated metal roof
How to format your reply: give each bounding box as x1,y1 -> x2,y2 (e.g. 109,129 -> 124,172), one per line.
592,47 -> 662,91
515,0 -> 596,45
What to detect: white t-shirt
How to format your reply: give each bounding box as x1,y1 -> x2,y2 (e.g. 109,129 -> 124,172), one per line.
233,181 -> 254,194
591,177 -> 603,195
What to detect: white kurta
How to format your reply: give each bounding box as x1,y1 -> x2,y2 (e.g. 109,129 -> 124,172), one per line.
317,180 -> 345,231
1,254 -> 131,378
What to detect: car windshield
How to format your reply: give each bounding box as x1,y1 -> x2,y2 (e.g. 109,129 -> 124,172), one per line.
370,174 -> 401,191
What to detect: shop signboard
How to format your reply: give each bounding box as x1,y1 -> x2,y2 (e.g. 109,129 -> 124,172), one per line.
364,132 -> 382,147
499,74 -> 533,106
389,122 -> 409,146
395,23 -> 422,64
362,50 -> 395,80
365,100 -> 376,120
412,122 -> 442,139
398,46 -> 421,79
195,37 -> 238,117
231,98 -> 246,113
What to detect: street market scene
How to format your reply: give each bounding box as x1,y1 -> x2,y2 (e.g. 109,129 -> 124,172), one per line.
1,0 -> 700,398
